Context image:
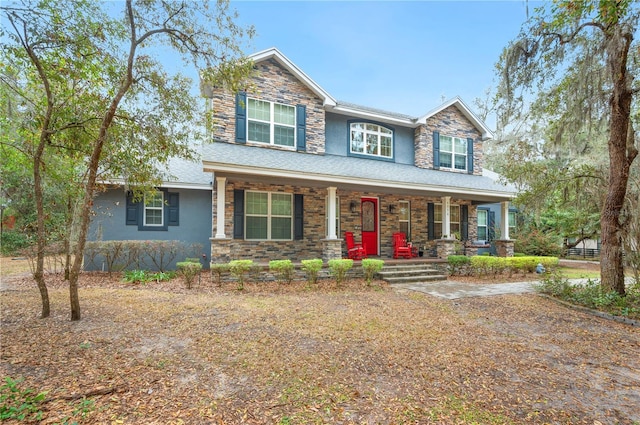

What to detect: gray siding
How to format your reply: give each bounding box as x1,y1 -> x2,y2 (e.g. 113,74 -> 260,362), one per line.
324,112 -> 415,165
86,187 -> 212,270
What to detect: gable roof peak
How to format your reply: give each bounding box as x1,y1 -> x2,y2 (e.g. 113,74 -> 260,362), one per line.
417,96 -> 494,140
249,47 -> 337,107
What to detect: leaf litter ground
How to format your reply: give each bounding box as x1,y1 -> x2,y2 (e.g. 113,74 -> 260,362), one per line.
1,269 -> 639,424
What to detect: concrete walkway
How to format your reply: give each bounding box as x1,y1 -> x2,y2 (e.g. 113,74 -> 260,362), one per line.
394,277 -> 635,300
393,280 -> 538,299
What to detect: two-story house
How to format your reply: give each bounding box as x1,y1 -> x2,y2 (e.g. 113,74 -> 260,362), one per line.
86,47 -> 515,269
202,48 -> 515,263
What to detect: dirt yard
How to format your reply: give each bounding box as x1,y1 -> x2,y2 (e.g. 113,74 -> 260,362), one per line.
1,262 -> 638,424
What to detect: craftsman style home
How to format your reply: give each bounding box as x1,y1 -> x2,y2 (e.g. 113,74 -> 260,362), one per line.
202,48 -> 515,263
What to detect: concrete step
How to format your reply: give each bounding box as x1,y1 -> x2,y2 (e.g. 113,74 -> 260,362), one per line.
377,263 -> 447,284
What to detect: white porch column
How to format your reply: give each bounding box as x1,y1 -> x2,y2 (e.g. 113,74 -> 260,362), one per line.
214,176 -> 227,239
500,201 -> 510,240
441,196 -> 451,239
327,186 -> 337,239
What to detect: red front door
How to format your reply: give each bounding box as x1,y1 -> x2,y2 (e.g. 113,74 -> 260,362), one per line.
361,198 -> 378,256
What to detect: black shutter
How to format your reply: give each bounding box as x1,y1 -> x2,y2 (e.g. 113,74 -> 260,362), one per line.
488,210 -> 496,241
433,131 -> 440,170
427,202 -> 435,240
296,105 -> 306,152
235,92 -> 247,143
467,138 -> 474,174
167,192 -> 179,226
461,205 -> 468,241
125,191 -> 139,225
233,189 -> 244,239
294,194 -> 303,240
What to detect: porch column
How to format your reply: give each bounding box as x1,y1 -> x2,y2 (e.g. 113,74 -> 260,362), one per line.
500,201 -> 510,241
327,186 -> 338,239
214,176 -> 226,239
441,196 -> 451,239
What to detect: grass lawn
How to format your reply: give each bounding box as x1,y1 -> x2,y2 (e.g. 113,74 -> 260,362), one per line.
1,265 -> 639,424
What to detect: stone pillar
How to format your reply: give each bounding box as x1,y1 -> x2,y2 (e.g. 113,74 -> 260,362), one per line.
214,176 -> 227,239
322,238 -> 343,262
436,238 -> 456,259
210,238 -> 233,263
327,186 -> 337,239
495,240 -> 515,257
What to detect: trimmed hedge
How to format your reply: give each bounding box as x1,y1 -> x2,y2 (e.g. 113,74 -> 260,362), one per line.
448,255 -> 559,277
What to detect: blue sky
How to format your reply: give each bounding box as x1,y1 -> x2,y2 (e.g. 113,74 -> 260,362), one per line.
229,1 -> 532,124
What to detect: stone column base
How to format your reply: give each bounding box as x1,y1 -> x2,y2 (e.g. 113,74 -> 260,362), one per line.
210,238 -> 233,263
495,239 -> 515,257
322,238 -> 343,262
436,239 -> 456,259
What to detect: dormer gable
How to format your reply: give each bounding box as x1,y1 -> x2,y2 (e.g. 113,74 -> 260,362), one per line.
249,48 -> 337,108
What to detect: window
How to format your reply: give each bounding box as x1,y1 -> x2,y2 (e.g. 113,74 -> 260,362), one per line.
508,210 -> 517,237
350,122 -> 393,158
434,204 -> 460,239
144,191 -> 164,227
439,135 -> 467,171
399,201 -> 410,240
477,209 -> 488,241
245,191 -> 292,240
247,98 -> 295,147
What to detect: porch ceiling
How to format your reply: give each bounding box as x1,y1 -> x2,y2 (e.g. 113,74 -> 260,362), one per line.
202,142 -> 516,203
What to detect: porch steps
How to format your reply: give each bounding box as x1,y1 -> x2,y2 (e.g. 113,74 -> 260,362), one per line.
377,263 -> 447,285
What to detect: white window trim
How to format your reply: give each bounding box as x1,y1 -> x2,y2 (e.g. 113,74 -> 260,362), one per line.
350,122 -> 393,158
247,97 -> 296,147
439,135 -> 467,171
434,204 -> 460,238
477,209 -> 488,242
398,200 -> 410,239
245,191 -> 293,241
143,191 -> 164,227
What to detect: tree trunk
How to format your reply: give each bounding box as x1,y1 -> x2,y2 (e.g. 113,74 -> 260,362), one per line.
34,126 -> 49,318
600,27 -> 636,295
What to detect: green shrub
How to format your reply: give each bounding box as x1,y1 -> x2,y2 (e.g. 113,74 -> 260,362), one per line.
534,271 -> 574,297
301,259 -> 323,286
269,259 -> 294,285
328,259 -> 353,286
229,260 -> 254,290
0,231 -> 33,256
176,261 -> 202,289
514,229 -> 562,256
150,271 -> 175,282
447,255 -> 470,276
0,376 -> 47,421
122,269 -> 151,284
362,258 -> 384,285
210,263 -> 230,286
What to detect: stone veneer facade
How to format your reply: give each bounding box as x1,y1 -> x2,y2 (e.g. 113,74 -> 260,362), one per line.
208,59 -> 326,155
206,58 -> 506,263
210,178 -> 479,262
414,106 -> 484,175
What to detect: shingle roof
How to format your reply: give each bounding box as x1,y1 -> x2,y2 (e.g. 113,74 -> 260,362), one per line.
202,142 -> 515,203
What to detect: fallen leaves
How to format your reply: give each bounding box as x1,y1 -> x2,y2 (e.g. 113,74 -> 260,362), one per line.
1,272 -> 639,424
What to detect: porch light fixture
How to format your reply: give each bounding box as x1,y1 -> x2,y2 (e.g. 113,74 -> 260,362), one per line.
350,201 -> 358,213
388,204 -> 396,213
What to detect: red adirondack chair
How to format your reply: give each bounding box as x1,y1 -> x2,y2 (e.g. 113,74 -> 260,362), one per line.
345,231 -> 366,260
393,232 -> 412,259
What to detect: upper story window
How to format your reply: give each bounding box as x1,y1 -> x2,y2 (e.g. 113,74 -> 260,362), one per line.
350,122 -> 393,158
247,98 -> 295,147
144,191 -> 164,227
439,135 -> 467,171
